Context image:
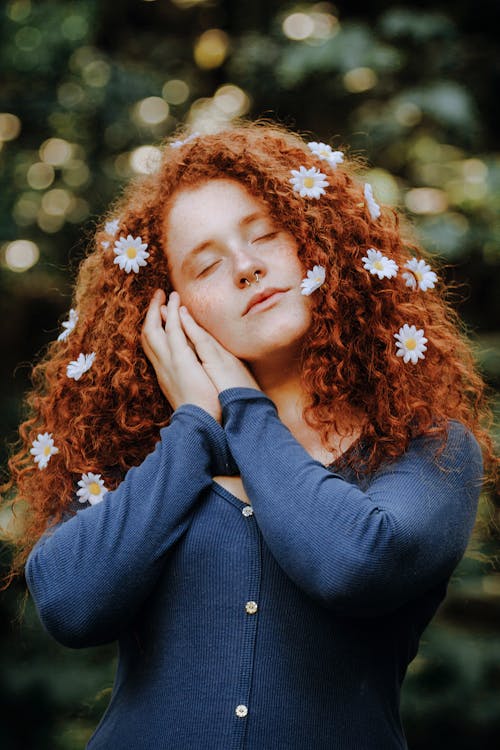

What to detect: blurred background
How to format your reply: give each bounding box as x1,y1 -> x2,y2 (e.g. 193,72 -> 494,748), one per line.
0,0 -> 499,747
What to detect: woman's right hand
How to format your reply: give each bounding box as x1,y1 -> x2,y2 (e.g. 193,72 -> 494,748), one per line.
141,289 -> 222,424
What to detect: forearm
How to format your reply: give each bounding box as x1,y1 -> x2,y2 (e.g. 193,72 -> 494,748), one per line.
219,388 -> 482,617
25,404 -> 230,647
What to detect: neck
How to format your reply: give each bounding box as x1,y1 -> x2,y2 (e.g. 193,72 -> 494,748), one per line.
248,349 -> 305,421
248,349 -> 364,462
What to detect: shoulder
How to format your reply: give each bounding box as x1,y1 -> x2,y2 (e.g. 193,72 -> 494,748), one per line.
406,419 -> 484,487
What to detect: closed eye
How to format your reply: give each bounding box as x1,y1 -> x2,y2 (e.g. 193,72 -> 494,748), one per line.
197,260 -> 220,277
252,231 -> 279,243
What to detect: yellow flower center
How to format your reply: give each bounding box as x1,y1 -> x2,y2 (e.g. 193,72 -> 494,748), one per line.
314,276 -> 322,282
126,246 -> 137,259
415,270 -> 423,281
88,482 -> 101,496
405,338 -> 417,350
303,177 -> 315,188
43,445 -> 51,456
374,260 -> 384,270
320,149 -> 329,157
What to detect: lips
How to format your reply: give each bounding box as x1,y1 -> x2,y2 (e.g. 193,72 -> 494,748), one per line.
243,287 -> 288,316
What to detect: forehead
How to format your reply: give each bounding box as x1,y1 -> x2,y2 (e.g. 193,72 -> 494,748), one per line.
166,178 -> 267,226
164,178 -> 272,268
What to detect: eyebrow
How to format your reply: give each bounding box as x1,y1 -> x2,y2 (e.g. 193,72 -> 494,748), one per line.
181,211 -> 270,272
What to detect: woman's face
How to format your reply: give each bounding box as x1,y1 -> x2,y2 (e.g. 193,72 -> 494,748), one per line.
163,178 -> 313,363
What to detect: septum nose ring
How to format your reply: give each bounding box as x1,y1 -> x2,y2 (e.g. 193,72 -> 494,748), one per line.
244,271 -> 261,286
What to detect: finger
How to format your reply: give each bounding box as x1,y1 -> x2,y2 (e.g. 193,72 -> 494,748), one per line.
164,292 -> 198,359
143,289 -> 165,336
142,290 -> 168,356
178,306 -> 221,361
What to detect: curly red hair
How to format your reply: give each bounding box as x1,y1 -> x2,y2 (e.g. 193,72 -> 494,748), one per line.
1,119 -> 497,589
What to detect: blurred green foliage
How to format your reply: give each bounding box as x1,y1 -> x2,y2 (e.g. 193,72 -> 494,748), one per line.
0,1 -> 499,747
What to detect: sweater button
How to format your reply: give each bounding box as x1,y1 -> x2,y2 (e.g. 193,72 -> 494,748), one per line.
241,506 -> 253,516
245,600 -> 258,614
235,704 -> 248,718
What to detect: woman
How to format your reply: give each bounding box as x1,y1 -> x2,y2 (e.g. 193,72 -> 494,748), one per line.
1,121 -> 496,748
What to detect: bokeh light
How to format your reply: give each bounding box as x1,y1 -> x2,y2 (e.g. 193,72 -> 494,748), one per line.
6,0 -> 32,23
134,97 -> 170,125
62,160 -> 91,188
394,101 -> 422,127
39,138 -> 73,166
61,14 -> 89,41
213,85 -> 250,117
0,112 -> 21,141
171,0 -> 208,7
282,13 -> 315,40
343,67 -> 378,93
129,145 -> 162,174
0,113 -> 22,141
3,239 -> 39,272
12,192 -> 40,226
162,79 -> 190,105
41,189 -> 73,217
282,6 -> 339,41
82,59 -> 111,87
26,163 -> 55,190
194,29 -> 229,69
58,81 -> 86,108
15,25 -> 41,51
405,187 -> 448,214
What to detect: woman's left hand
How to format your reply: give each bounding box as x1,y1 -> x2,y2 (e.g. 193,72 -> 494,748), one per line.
170,292 -> 262,394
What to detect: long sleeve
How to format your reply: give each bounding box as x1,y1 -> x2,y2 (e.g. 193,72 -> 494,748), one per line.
25,405 -> 233,648
219,387 -> 484,618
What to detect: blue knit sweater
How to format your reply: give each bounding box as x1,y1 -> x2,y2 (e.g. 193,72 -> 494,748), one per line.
25,387 -> 483,749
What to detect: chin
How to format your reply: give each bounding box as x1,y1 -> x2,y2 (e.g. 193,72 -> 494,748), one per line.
235,332 -> 309,364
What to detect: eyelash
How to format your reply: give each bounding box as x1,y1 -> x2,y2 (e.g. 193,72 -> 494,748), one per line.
253,231 -> 278,243
197,261 -> 219,277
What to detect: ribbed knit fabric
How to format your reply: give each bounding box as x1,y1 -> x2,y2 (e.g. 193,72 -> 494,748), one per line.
25,387 -> 483,749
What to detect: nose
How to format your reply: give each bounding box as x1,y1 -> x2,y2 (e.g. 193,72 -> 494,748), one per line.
232,246 -> 267,289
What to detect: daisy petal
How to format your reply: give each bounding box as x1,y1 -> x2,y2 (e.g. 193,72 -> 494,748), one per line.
57,309 -> 78,341
76,472 -> 108,505
67,352 -> 96,380
300,265 -> 326,295
307,142 -> 344,168
394,324 -> 428,364
361,248 -> 398,279
403,258 -> 437,291
30,432 -> 59,470
290,166 -> 329,199
113,234 -> 150,274
364,183 -> 381,220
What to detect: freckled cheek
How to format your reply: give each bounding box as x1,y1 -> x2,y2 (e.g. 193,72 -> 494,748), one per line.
180,291 -> 229,334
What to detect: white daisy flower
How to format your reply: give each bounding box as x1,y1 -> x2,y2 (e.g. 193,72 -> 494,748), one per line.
290,166 -> 329,199
101,240 -> 110,249
307,142 -> 344,168
67,352 -> 96,380
402,258 -> 438,292
105,218 -> 121,235
364,183 -> 381,220
362,248 -> 398,279
76,472 -> 108,505
394,324 -> 428,364
170,132 -> 200,148
113,234 -> 150,274
30,432 -> 59,470
300,265 -> 326,295
57,309 -> 78,341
